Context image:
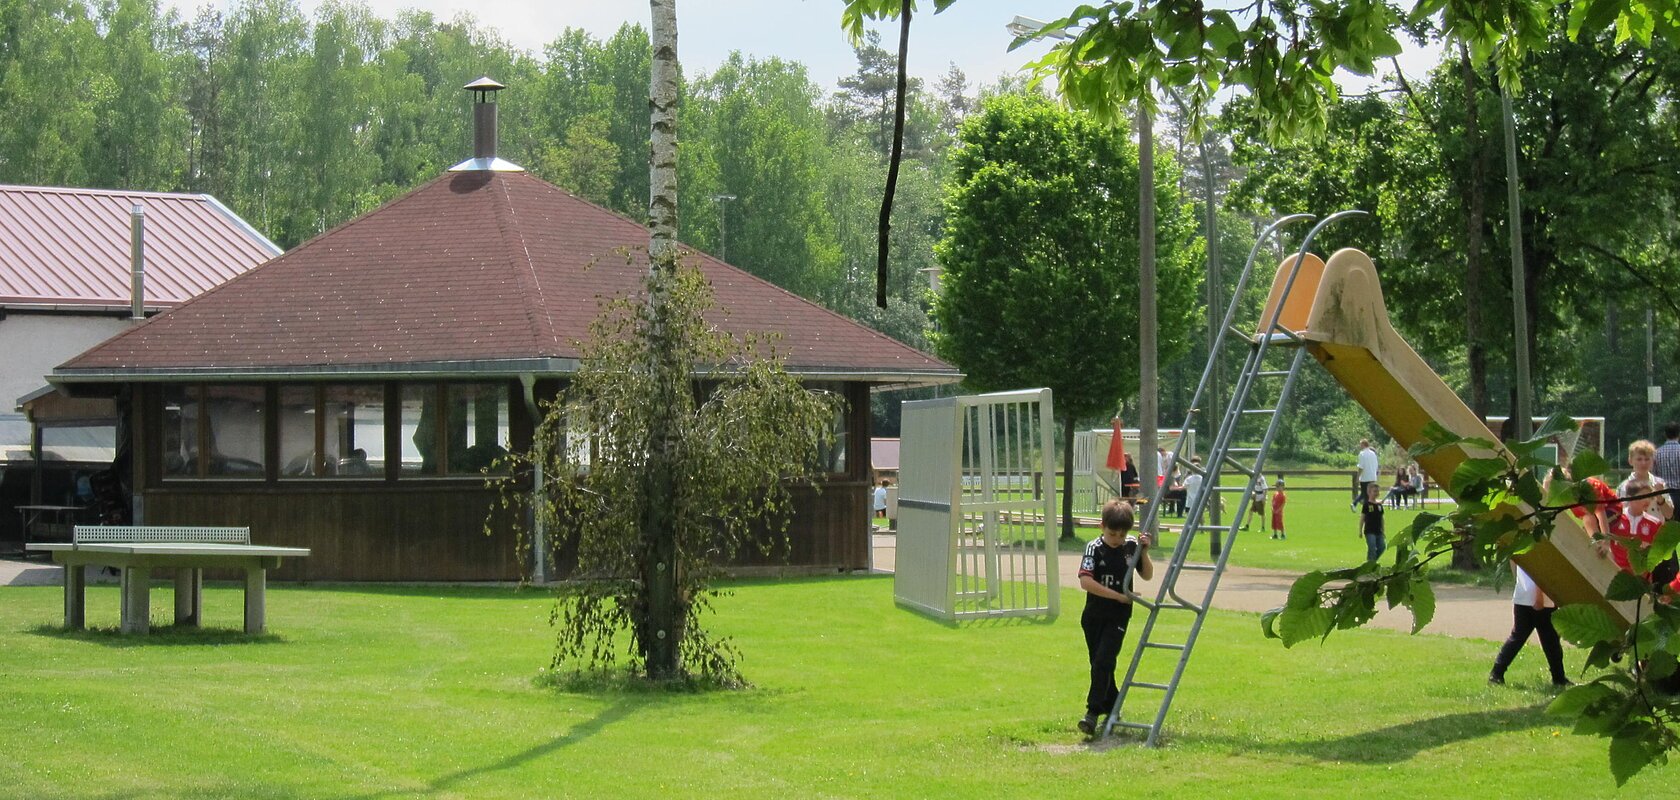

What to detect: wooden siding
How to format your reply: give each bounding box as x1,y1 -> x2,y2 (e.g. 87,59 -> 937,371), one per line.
145,486 -> 523,581
131,380 -> 875,581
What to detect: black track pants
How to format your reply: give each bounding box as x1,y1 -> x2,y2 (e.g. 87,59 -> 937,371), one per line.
1083,603 -> 1134,716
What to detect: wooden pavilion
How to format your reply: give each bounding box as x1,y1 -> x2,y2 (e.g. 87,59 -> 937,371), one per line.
48,80 -> 959,581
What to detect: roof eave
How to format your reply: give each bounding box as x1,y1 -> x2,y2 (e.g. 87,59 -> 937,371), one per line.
51,359 -> 964,387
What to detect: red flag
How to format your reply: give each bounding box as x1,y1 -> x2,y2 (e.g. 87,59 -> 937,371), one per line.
1105,416 -> 1127,470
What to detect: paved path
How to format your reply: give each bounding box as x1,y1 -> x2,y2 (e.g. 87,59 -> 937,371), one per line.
0,556 -> 70,587
870,533 -> 1514,641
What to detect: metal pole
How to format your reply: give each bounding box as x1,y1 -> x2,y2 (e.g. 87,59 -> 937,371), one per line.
1501,87 -> 1532,428
1199,127 -> 1222,550
1648,304 -> 1656,436
1138,103 -> 1159,537
711,193 -> 736,262
130,205 -> 145,320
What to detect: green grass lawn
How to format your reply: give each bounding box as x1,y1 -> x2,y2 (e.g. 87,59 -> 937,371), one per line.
1,576 -> 1666,798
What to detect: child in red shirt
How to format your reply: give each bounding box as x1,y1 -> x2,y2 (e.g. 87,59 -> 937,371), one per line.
1605,479 -> 1680,595
1270,477 -> 1287,540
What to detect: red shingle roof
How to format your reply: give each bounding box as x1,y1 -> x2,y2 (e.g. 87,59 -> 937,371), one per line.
56,171 -> 957,382
0,184 -> 280,308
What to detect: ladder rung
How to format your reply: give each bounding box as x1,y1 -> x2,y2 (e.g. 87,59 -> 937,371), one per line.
1257,370 -> 1290,377
1112,721 -> 1154,731
1179,562 -> 1218,571
1227,447 -> 1261,453
1144,641 -> 1186,651
1220,456 -> 1255,477
1129,681 -> 1172,691
1212,485 -> 1250,492
1241,408 -> 1276,415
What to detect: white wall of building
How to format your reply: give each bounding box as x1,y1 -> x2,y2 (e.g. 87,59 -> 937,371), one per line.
1,313 -> 132,427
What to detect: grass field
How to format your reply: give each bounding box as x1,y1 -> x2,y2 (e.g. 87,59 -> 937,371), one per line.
1,574 -> 1668,799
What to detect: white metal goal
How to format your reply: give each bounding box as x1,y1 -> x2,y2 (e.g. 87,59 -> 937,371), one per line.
893,388 -> 1059,621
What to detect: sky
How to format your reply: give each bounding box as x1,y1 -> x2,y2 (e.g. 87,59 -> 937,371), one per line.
159,0 -> 1443,98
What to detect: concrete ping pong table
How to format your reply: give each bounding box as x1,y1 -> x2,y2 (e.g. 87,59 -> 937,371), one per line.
28,525 -> 310,634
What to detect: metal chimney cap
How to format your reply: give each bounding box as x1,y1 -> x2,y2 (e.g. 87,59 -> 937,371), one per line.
463,76 -> 505,92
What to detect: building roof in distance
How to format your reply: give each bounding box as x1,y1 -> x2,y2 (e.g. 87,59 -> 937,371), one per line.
0,184 -> 280,310
56,171 -> 958,385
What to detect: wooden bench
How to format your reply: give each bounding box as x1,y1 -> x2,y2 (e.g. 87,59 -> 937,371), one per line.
29,526 -> 309,634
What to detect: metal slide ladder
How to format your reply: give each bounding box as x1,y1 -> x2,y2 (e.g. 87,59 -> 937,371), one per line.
1101,210 -> 1368,745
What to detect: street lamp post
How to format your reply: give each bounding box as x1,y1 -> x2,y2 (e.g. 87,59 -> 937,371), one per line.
711,193 -> 737,262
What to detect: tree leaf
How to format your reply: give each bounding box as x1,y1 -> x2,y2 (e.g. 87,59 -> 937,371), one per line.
1531,411 -> 1578,442
1406,577 -> 1435,633
1287,570 -> 1330,610
1610,725 -> 1658,786
1606,571 -> 1652,602
1548,681 -> 1616,717
1278,606 -> 1332,647
1452,458 -> 1508,493
1571,448 -> 1611,480
1553,604 -> 1623,648
1260,606 -> 1282,639
1648,522 -> 1680,564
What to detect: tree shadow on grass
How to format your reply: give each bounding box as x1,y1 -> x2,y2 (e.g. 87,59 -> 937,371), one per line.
1183,704 -> 1553,764
26,623 -> 286,648
339,697 -> 646,800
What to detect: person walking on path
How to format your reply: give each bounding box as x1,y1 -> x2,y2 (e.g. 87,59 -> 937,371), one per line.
1488,564 -> 1570,687
1354,439 -> 1379,511
1654,422 -> 1680,508
1077,499 -> 1154,737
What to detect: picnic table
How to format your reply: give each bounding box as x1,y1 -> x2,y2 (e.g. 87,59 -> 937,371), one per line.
28,526 -> 309,634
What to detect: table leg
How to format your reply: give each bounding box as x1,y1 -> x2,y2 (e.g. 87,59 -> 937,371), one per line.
120,566 -> 150,635
243,567 -> 265,634
64,564 -> 85,629
174,568 -> 202,627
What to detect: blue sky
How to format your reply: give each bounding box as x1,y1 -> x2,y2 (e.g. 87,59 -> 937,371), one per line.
161,0 -> 1441,96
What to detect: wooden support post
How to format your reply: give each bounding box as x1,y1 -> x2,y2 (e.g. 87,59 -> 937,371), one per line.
243,567 -> 265,634
64,564 -> 85,629
120,566 -> 150,634
174,568 -> 201,627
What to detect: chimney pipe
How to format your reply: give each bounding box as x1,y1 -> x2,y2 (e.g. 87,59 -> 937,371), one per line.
450,77 -> 522,173
130,204 -> 145,320
474,93 -> 498,160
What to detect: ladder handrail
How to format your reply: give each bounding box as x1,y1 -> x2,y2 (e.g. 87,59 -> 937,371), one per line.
1134,213 -> 1313,540
1104,210 -> 1368,745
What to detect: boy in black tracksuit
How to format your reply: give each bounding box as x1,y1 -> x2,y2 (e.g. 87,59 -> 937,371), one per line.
1078,499 -> 1154,736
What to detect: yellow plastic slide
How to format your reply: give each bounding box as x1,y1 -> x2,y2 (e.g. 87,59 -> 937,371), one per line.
1259,248 -> 1634,627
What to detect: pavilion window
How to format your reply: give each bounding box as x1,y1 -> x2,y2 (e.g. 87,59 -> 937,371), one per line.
161,385 -> 265,479
279,384 -> 385,478
444,383 -> 511,476
809,381 -> 848,475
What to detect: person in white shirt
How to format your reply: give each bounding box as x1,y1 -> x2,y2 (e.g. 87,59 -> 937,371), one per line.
1354,439 -> 1379,511
873,480 -> 889,519
1487,565 -> 1569,687
1181,457 -> 1204,515
1244,474 -> 1268,530
1617,439 -> 1673,521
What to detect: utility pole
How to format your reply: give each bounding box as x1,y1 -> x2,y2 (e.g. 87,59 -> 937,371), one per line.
1648,304 -> 1657,436
1138,103 -> 1159,538
1199,124 -> 1222,552
711,193 -> 736,262
1500,86 -> 1531,431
